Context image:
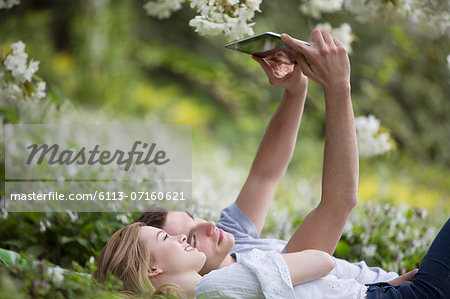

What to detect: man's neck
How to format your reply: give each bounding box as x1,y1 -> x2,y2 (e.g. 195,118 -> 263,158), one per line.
199,254 -> 236,276
218,253 -> 236,268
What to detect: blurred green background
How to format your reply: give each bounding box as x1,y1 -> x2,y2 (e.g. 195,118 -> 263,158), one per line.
0,0 -> 449,297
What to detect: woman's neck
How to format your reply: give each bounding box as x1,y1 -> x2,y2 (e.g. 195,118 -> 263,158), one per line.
158,271 -> 202,298
167,255 -> 236,297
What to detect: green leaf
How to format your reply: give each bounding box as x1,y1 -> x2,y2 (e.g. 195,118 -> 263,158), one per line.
24,245 -> 45,257
335,240 -> 351,257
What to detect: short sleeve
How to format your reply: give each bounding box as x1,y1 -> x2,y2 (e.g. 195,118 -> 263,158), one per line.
240,250 -> 296,299
216,202 -> 259,239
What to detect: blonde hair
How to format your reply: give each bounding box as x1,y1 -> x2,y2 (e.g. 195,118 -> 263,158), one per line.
94,222 -> 184,298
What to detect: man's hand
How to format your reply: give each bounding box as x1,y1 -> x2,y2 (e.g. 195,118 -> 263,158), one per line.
387,269 -> 419,286
281,29 -> 350,93
252,55 -> 308,96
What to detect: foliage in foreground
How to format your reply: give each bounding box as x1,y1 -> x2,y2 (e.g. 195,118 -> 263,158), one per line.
0,257 -> 122,299
335,203 -> 438,272
0,203 -> 441,299
0,212 -> 134,269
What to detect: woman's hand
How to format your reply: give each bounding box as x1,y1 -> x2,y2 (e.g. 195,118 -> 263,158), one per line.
252,55 -> 308,97
281,29 -> 350,94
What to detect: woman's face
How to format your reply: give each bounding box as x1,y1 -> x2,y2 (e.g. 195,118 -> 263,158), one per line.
139,226 -> 206,276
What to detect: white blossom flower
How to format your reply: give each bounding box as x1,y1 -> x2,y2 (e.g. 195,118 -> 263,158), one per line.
4,52 -> 27,81
343,0 -> 449,37
355,115 -> 393,158
188,0 -> 261,41
66,210 -> 78,222
143,0 -> 185,19
343,0 -> 387,22
300,0 -> 344,18
47,266 -> 65,286
4,41 -> 40,83
0,82 -> 22,101
116,214 -> 129,224
362,244 -> 377,257
1,41 -> 46,102
315,22 -> 354,53
447,54 -> 450,70
0,203 -> 7,219
39,220 -> 46,232
0,0 -> 20,10
189,17 -> 226,36
30,81 -> 46,101
10,40 -> 25,54
144,0 -> 261,40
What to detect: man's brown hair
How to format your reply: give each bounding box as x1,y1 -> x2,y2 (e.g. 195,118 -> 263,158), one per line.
133,205 -> 168,229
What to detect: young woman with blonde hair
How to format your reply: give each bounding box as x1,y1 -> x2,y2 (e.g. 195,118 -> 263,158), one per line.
94,221 -> 335,298
93,222 -> 185,298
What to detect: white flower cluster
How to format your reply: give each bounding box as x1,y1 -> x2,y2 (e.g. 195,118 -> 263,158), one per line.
343,0 -> 396,22
300,0 -> 344,18
66,210 -> 78,222
343,203 -> 437,272
299,0 -> 449,37
47,266 -> 65,286
116,213 -> 130,224
0,41 -> 46,102
355,115 -> 392,158
315,22 -> 354,53
344,0 -> 449,37
39,219 -> 51,232
0,0 -> 20,9
143,0 -> 185,19
144,0 -> 262,41
4,41 -> 39,83
189,0 -> 262,41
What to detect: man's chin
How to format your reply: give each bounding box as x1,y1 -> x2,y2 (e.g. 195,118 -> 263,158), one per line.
198,253 -> 230,275
198,235 -> 235,275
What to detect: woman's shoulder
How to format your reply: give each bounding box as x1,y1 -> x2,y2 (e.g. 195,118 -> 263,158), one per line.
196,250 -> 294,299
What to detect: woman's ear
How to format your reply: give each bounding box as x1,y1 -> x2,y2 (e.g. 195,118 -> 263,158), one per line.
148,267 -> 163,278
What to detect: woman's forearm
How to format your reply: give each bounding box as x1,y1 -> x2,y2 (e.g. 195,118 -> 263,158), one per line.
281,249 -> 334,285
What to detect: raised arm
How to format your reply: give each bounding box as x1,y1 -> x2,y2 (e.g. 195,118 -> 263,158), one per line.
282,29 -> 359,255
235,57 -> 308,235
282,249 -> 334,285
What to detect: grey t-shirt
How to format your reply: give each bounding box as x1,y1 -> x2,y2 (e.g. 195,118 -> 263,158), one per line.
216,203 -> 398,284
216,202 -> 287,253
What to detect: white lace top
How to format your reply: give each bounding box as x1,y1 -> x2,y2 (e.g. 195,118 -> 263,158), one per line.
196,249 -> 369,299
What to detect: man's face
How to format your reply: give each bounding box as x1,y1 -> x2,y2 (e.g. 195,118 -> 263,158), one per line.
162,211 -> 234,275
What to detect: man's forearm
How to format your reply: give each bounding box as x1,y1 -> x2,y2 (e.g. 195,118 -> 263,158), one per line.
249,86 -> 307,181
282,29 -> 358,255
237,57 -> 308,234
285,85 -> 358,254
321,85 -> 358,208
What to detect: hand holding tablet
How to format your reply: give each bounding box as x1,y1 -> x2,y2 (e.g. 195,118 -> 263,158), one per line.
225,32 -> 311,78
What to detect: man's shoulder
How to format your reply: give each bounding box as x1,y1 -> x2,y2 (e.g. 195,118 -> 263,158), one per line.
216,202 -> 259,238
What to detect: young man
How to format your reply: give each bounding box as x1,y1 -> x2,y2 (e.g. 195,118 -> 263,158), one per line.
135,29 -> 401,284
